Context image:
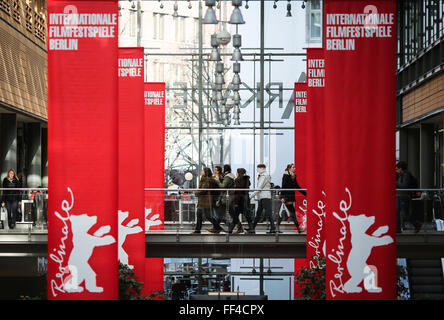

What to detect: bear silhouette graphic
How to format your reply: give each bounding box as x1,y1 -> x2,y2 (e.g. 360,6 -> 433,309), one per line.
343,214 -> 393,294
145,208 -> 162,231
118,210 -> 143,269
64,214 -> 116,293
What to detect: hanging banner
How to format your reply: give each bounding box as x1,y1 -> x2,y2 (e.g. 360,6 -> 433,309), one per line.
144,82 -> 166,296
294,82 -> 308,229
306,48 -> 326,269
324,0 -> 396,300
118,47 -> 145,283
47,0 -> 118,300
294,82 -> 308,298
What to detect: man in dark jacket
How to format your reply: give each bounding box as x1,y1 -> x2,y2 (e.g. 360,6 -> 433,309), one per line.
396,161 -> 420,232
233,168 -> 252,233
281,164 -> 305,233
211,165 -> 236,233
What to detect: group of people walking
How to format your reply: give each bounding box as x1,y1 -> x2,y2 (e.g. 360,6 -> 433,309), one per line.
193,163 -> 305,234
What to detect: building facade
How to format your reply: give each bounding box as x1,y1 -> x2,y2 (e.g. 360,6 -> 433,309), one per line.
0,0 -> 48,187
397,0 -> 444,188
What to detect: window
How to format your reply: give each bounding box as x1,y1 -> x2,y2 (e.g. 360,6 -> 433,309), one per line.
306,0 -> 322,45
153,13 -> 158,39
153,13 -> 165,40
130,10 -> 136,37
159,14 -> 165,40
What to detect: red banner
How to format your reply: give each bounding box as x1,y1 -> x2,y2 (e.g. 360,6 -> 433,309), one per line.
118,47 -> 145,283
306,48 -> 326,269
324,0 -> 396,299
293,82 -> 308,298
47,0 -> 118,299
294,82 -> 308,229
144,82 -> 166,296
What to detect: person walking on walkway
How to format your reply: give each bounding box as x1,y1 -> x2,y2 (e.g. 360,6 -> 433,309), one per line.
250,164 -> 275,234
212,165 -> 236,233
281,164 -> 305,233
193,168 -> 221,233
233,168 -> 253,233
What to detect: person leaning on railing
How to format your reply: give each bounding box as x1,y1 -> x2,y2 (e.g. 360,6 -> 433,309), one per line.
1,169 -> 22,229
193,168 -> 221,234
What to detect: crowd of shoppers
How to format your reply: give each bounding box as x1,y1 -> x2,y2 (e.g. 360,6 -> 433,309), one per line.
193,163 -> 306,234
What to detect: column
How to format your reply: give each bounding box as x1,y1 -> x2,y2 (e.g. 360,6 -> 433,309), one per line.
41,127 -> 48,187
420,123 -> 435,188
26,123 -> 42,188
0,113 -> 18,180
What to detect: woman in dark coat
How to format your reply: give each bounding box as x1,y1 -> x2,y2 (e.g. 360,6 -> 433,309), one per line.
1,169 -> 22,229
281,164 -> 305,233
233,168 -> 253,233
193,167 -> 221,233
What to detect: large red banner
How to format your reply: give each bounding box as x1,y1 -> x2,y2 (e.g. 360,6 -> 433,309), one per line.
118,47 -> 145,282
324,0 -> 396,299
306,48 -> 326,269
144,82 -> 166,296
47,0 -> 118,299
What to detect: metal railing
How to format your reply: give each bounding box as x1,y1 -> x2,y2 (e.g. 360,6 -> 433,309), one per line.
0,187 -> 442,234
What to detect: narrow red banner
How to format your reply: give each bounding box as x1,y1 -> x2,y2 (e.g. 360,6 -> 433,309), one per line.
293,82 -> 308,298
118,47 -> 145,283
324,0 -> 397,300
306,48 -> 326,269
294,82 -> 308,230
47,0 -> 119,300
144,82 -> 166,297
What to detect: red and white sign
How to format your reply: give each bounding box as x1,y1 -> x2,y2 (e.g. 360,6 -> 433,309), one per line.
47,0 -> 119,300
306,48 -> 326,269
294,82 -> 308,230
324,0 -> 396,300
144,82 -> 166,296
118,47 -> 145,282
293,82 -> 308,298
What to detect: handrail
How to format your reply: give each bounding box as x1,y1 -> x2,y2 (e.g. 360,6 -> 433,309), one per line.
2,187 -> 444,192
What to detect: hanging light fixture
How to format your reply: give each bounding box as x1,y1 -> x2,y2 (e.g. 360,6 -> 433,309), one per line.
203,0 -> 218,24
230,0 -> 245,24
173,1 -> 179,17
301,0 -> 306,9
286,0 -> 292,17
188,0 -> 192,9
273,0 -> 278,9
210,34 -> 221,61
245,0 -> 249,9
231,34 -> 243,61
232,104 -> 241,125
232,73 -> 241,85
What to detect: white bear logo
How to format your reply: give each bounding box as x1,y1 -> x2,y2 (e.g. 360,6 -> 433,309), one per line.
118,210 -> 143,269
343,214 -> 394,293
64,214 -> 116,293
145,208 -> 162,231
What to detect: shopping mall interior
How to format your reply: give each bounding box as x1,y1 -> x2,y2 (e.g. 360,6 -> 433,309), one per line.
0,0 -> 443,300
